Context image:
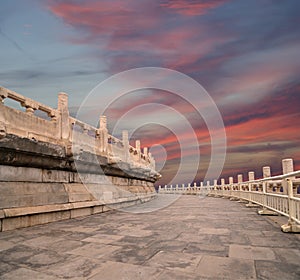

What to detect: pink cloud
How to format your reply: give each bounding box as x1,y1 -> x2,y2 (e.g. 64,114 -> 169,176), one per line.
160,0 -> 228,16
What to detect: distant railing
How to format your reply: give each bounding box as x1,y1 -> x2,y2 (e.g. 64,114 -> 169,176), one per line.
158,158 -> 300,232
0,86 -> 156,172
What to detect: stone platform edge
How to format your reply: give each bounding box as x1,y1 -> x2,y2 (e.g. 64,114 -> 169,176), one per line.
0,192 -> 156,232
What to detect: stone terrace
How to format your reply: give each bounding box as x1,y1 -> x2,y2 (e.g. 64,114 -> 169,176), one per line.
0,195 -> 299,279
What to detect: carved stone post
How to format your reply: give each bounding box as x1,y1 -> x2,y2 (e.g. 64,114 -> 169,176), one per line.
135,140 -> 141,163
97,116 -> 108,154
58,93 -> 70,141
248,171 -> 255,192
282,158 -> 294,175
263,166 -> 271,178
0,88 -> 8,103
282,158 -> 294,194
237,174 -> 243,183
262,166 -> 272,193
143,147 -> 148,155
148,152 -> 155,169
122,130 -> 129,163
0,89 -> 8,130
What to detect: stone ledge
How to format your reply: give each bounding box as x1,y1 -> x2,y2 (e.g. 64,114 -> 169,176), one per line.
0,192 -> 157,231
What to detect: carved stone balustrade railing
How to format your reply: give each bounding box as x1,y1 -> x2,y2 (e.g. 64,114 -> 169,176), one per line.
158,158 -> 300,233
0,86 -> 157,173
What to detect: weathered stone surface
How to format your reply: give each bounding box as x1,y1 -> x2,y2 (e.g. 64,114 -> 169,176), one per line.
0,196 -> 300,279
255,260 -> 300,280
64,183 -> 95,202
229,244 -> 277,260
0,182 -> 69,209
89,261 -> 161,280
42,169 -> 70,183
196,255 -> 256,279
0,165 -> 43,182
1,211 -> 71,231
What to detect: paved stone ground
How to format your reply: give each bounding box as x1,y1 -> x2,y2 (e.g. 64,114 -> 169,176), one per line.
0,195 -> 300,279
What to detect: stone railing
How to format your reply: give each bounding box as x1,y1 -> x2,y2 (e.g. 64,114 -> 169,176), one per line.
0,86 -> 155,171
158,158 -> 300,233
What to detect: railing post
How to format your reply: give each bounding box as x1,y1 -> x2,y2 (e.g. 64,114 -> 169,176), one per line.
228,177 -> 233,197
263,166 -> 272,193
219,178 -> 224,196
237,174 -> 243,183
0,87 -> 8,103
263,166 -> 271,178
97,116 -> 108,154
282,158 -> 294,174
58,92 -> 70,141
282,159 -> 295,195
143,147 -> 148,156
213,179 -> 217,190
281,179 -> 300,232
248,171 -> 255,181
248,171 -> 255,191
0,89 -> 8,136
135,140 -> 141,163
122,130 -> 129,162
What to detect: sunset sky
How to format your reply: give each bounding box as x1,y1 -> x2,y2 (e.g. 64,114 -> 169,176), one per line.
1,0 -> 300,185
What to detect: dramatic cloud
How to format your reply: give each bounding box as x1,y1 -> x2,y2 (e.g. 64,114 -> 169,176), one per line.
160,0 -> 228,16
1,0 -> 299,184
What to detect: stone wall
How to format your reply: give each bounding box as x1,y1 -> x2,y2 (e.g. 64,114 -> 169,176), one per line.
0,87 -> 160,231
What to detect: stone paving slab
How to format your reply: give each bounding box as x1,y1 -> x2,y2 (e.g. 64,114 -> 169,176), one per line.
0,195 -> 300,279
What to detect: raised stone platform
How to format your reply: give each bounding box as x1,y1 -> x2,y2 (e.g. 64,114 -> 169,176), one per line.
0,87 -> 160,231
0,195 -> 299,279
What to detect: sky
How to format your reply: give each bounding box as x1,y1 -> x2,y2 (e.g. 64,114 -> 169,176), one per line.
1,0 -> 300,185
